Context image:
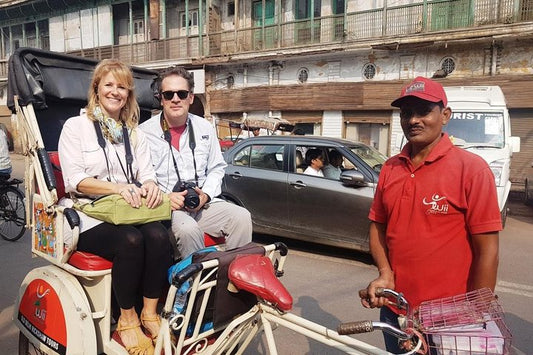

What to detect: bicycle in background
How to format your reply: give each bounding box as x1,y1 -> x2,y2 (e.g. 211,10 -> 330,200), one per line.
0,174 -> 26,242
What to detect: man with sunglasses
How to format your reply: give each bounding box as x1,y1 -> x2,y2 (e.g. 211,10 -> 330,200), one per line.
360,77 -> 501,352
140,66 -> 252,260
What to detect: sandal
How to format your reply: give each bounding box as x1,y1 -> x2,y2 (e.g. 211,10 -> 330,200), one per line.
116,318 -> 155,355
140,313 -> 161,342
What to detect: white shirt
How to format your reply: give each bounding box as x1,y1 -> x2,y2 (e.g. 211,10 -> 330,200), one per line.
0,130 -> 11,172
303,166 -> 324,177
139,113 -> 227,199
58,112 -> 157,235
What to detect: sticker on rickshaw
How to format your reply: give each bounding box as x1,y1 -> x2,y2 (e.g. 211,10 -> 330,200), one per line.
17,279 -> 67,354
33,202 -> 58,257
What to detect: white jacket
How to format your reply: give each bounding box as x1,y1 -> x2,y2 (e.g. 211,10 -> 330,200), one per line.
139,113 -> 227,199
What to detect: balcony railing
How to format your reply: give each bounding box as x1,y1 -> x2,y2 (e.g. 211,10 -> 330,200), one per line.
1,0 -> 532,78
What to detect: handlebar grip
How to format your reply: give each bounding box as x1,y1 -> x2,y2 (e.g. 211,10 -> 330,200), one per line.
337,320 -> 374,335
359,287 -> 385,300
171,263 -> 203,288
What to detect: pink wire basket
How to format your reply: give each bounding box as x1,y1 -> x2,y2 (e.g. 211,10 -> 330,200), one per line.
416,288 -> 512,354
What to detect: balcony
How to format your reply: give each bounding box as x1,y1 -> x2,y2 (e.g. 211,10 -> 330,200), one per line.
1,0 -> 532,78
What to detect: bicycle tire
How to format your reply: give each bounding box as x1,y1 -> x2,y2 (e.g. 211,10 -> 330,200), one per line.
0,186 -> 26,241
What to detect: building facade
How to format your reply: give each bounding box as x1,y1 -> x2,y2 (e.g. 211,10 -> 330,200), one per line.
1,0 -> 532,187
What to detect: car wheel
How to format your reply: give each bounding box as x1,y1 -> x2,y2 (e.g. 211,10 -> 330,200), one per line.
525,177 -> 533,206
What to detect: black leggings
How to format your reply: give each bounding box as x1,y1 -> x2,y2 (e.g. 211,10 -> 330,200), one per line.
77,221 -> 173,309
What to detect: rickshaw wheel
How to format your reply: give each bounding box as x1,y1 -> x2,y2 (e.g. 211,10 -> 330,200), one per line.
18,332 -> 47,355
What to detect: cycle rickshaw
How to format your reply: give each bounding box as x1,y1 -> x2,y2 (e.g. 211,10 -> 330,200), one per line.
8,47 -> 511,355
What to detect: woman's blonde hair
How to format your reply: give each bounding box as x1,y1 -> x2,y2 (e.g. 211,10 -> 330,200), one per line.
86,59 -> 139,128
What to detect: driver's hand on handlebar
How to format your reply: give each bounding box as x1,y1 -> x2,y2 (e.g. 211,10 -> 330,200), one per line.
360,272 -> 395,309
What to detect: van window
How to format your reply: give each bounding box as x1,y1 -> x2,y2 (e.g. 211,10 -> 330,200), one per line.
443,112 -> 504,148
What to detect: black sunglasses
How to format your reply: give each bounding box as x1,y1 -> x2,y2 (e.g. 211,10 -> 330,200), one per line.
161,90 -> 190,100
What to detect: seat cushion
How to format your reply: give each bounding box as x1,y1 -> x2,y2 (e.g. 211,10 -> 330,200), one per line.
68,251 -> 113,271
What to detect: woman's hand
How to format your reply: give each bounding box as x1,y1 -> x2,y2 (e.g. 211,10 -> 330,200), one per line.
140,180 -> 163,208
117,183 -> 142,208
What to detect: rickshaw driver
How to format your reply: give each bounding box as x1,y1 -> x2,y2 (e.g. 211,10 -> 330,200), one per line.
361,77 -> 501,353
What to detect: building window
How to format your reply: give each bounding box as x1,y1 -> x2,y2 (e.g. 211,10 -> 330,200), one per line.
227,2 -> 235,16
297,67 -> 309,83
333,0 -> 345,15
227,75 -> 235,89
362,63 -> 376,80
181,10 -> 199,28
134,19 -> 144,35
441,57 -> 456,75
295,0 -> 321,19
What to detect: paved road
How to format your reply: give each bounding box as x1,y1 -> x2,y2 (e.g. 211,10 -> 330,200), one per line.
1,153 -> 532,354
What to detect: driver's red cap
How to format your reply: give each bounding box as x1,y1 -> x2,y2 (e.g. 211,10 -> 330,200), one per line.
391,76 -> 447,107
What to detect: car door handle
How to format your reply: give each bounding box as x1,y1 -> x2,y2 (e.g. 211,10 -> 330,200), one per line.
290,181 -> 307,188
229,172 -> 243,179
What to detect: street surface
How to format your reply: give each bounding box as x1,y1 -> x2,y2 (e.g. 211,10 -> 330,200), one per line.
1,153 -> 532,354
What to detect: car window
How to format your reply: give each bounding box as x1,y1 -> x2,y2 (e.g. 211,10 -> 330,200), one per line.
350,145 -> 386,174
233,145 -> 251,166
295,146 -> 328,176
250,144 -> 284,171
322,148 -> 355,180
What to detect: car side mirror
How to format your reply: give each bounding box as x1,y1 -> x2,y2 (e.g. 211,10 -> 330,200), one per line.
340,170 -> 367,187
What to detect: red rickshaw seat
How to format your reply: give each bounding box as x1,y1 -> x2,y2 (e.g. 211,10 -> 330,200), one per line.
68,251 -> 113,271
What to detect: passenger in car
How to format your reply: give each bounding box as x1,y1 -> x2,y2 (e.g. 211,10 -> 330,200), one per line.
323,150 -> 343,180
303,149 -> 324,177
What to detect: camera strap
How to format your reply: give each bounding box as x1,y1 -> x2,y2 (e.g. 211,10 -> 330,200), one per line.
161,114 -> 199,186
93,120 -> 140,186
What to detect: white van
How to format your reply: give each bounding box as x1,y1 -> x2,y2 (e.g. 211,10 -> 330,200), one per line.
390,85 -> 521,226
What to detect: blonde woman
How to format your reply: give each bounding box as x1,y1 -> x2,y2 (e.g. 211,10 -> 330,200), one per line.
59,59 -> 171,355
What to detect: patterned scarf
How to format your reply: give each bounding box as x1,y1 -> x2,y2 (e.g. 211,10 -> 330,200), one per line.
93,105 -> 124,144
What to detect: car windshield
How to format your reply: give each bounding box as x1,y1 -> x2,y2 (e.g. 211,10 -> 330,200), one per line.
349,145 -> 387,174
443,112 -> 505,148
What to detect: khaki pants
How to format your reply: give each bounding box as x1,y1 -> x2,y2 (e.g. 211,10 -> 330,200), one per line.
170,199 -> 252,260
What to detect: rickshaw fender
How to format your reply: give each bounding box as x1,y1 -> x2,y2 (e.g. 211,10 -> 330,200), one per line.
13,265 -> 97,355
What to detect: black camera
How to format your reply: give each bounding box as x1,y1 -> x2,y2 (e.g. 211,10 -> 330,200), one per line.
173,181 -> 200,209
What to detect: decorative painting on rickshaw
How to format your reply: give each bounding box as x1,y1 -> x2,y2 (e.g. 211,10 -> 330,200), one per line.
33,202 -> 57,258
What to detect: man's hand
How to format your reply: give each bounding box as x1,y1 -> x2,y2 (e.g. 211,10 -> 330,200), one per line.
169,190 -> 187,210
360,269 -> 395,309
187,186 -> 210,213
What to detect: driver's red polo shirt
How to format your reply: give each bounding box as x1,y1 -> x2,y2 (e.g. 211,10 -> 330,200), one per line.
368,133 -> 502,311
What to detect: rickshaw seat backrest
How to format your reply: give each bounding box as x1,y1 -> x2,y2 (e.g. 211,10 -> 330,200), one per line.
48,151 -> 66,199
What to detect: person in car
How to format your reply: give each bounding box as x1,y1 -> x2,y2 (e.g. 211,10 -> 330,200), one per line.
58,59 -> 172,355
303,149 -> 324,177
323,150 -> 343,180
360,76 -> 501,353
139,66 -> 252,260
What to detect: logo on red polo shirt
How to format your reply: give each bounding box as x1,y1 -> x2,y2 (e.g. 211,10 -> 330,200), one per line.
423,193 -> 449,214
